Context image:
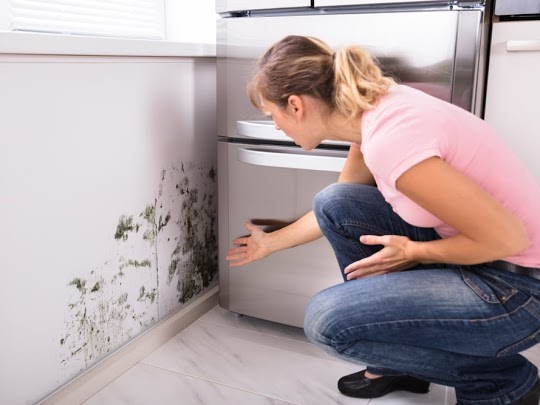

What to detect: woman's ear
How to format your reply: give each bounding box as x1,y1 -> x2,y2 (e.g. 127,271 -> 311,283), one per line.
287,95 -> 304,121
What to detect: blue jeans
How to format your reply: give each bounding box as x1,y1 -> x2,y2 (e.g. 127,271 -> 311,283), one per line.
305,183 -> 540,405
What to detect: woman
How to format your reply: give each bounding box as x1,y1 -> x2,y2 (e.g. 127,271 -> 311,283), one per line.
226,35 -> 540,405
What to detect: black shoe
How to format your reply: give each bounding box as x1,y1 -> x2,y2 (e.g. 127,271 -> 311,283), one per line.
510,378 -> 540,405
337,369 -> 430,398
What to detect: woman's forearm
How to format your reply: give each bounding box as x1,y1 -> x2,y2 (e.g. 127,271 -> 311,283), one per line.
265,210 -> 323,254
406,230 -> 528,266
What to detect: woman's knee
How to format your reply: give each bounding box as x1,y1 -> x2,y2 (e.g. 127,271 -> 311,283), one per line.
313,183 -> 379,218
313,184 -> 383,238
304,286 -> 346,346
313,183 -> 341,216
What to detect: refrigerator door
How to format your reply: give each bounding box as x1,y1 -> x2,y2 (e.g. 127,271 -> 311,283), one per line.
218,141 -> 346,327
216,0 -> 311,13
217,10 -> 482,140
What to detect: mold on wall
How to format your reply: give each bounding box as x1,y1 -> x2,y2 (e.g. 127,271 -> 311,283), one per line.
59,161 -> 217,376
157,162 -> 218,314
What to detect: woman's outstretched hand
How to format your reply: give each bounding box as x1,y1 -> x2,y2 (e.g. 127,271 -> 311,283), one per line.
343,234 -> 417,280
226,222 -> 273,267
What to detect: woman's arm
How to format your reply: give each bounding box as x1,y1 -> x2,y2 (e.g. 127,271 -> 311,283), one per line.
226,145 -> 374,267
338,144 -> 375,184
398,156 -> 528,264
226,211 -> 321,267
342,156 -> 528,279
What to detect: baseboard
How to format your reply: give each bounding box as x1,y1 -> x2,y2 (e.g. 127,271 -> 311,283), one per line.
38,285 -> 219,405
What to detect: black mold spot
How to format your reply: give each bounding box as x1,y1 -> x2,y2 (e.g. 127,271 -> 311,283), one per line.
208,166 -> 216,181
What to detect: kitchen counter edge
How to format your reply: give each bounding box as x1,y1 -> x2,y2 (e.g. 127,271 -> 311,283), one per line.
0,31 -> 216,58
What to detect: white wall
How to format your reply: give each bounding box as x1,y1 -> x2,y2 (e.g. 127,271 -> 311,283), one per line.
0,54 -> 217,405
165,0 -> 217,43
0,0 -> 9,30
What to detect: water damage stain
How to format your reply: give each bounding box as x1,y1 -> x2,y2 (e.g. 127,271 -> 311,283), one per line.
60,161 -> 217,374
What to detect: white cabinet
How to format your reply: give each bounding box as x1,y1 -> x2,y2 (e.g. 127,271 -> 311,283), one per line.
484,20 -> 540,184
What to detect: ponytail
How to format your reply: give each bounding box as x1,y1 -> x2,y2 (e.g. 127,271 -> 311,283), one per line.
333,46 -> 395,119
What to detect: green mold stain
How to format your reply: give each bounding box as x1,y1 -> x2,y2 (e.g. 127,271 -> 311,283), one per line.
116,293 -> 128,305
168,259 -> 179,282
158,212 -> 171,231
141,204 -> 157,245
141,205 -> 155,223
119,259 -> 152,270
114,215 -> 135,241
69,278 -> 87,294
138,286 -> 157,304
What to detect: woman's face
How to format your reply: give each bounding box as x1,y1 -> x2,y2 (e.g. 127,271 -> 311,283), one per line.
261,96 -> 322,151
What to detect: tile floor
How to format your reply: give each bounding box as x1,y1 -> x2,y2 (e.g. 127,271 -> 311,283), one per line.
84,305 -> 540,405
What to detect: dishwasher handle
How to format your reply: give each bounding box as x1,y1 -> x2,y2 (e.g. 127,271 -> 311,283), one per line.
237,147 -> 347,173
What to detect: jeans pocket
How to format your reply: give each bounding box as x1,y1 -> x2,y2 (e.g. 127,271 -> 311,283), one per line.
460,267 -> 518,304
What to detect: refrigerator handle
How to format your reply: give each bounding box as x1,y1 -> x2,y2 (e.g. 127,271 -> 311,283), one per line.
237,147 -> 347,173
236,120 -> 290,142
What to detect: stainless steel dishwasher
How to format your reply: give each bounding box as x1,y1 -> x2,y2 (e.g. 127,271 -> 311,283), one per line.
217,0 -> 490,327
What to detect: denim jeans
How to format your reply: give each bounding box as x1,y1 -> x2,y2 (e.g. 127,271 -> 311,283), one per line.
305,183 -> 540,405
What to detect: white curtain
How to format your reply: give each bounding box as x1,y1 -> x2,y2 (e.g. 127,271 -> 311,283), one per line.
8,0 -> 164,39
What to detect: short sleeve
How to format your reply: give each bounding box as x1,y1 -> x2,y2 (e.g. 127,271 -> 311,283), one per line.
362,105 -> 442,186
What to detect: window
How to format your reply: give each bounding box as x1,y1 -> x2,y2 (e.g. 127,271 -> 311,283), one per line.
8,0 -> 164,40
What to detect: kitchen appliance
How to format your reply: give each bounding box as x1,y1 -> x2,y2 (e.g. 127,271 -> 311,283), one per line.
217,0 -> 490,328
484,1 -> 540,184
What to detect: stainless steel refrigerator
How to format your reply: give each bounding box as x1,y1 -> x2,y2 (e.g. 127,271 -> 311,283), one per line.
217,0 -> 490,328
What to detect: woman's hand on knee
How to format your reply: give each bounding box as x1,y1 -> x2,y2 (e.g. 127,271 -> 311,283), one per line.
344,234 -> 417,280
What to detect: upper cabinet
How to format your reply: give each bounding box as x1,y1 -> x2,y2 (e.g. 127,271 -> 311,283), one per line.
216,0 -> 310,13
484,20 -> 540,184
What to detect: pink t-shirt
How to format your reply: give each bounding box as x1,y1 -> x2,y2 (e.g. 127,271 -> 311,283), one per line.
359,85 -> 540,268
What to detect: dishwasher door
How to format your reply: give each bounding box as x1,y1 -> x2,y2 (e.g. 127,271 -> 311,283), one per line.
218,141 -> 346,327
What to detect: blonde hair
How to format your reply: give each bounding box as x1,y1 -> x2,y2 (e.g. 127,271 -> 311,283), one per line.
248,35 -> 394,120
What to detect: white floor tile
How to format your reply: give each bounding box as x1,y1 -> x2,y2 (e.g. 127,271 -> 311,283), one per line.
445,386 -> 457,405
83,363 -> 293,405
523,345 -> 540,369
87,304 -> 540,405
141,320 -> 365,405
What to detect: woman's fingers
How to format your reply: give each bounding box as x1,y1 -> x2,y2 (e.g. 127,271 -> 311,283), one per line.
227,246 -> 248,255
232,237 -> 249,245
